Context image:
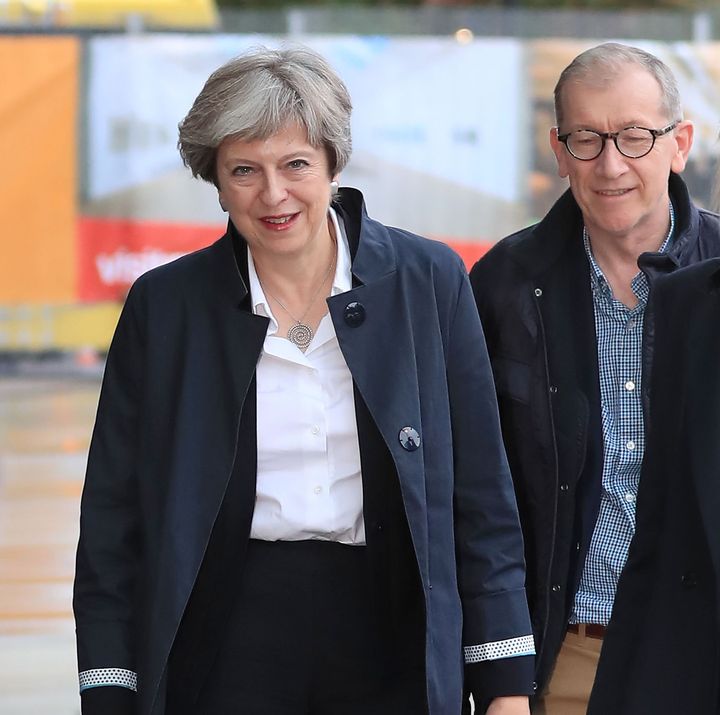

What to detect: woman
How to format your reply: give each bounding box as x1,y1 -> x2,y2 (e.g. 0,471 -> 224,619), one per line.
73,45 -> 534,715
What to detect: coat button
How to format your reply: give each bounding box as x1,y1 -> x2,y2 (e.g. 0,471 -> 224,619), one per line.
343,301 -> 365,327
681,571 -> 698,588
534,287 -> 543,297
399,426 -> 421,451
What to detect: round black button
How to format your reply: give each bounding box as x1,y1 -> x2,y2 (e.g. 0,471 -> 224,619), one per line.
343,301 -> 365,327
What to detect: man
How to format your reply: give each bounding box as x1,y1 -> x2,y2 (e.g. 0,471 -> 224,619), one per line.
587,257 -> 720,714
469,42 -> 720,713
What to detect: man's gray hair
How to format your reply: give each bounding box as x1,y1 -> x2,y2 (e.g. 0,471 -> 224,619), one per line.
553,42 -> 683,129
178,45 -> 353,184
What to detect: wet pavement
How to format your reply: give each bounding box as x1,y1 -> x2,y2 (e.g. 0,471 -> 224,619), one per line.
0,373 -> 478,714
0,375 -> 101,714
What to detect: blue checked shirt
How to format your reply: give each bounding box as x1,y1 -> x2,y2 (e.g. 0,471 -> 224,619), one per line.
571,203 -> 675,626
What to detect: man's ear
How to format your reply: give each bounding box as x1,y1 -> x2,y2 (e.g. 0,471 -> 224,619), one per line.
550,127 -> 570,179
670,120 -> 694,174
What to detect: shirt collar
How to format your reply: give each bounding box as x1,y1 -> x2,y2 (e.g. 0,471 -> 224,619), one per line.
583,200 -> 675,301
247,207 -> 352,335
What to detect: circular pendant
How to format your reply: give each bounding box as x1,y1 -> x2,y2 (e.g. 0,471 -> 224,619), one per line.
287,322 -> 313,349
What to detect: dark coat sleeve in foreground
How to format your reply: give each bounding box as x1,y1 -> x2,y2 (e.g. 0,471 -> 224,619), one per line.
588,262 -> 720,715
446,270 -> 535,700
587,284 -> 673,713
74,281 -> 147,714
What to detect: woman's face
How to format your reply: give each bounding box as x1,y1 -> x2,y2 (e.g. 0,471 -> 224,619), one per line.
216,123 -> 336,263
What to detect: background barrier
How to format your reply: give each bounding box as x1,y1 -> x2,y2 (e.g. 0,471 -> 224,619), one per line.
1,33 -> 718,352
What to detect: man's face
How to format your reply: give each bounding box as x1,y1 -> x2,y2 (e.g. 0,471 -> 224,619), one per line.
550,65 -> 693,245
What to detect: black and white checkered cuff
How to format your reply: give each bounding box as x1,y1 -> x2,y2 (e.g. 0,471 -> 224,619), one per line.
464,634 -> 535,663
79,668 -> 137,692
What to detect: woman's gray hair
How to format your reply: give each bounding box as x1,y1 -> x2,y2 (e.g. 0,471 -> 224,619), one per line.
178,45 -> 352,184
553,42 -> 683,130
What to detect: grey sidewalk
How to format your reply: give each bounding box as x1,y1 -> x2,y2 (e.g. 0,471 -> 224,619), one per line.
0,377 -> 100,715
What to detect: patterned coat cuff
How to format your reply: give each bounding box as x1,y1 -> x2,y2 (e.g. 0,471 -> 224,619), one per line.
79,668 -> 137,692
464,634 -> 535,663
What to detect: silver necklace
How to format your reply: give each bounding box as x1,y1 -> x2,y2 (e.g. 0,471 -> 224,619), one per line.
260,248 -> 336,350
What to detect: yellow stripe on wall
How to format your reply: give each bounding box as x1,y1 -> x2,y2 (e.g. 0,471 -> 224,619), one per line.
0,304 -> 120,351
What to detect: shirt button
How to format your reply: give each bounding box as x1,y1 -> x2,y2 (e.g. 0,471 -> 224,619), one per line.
313,486 -> 322,494
625,493 -> 635,503
626,318 -> 636,330
626,440 -> 636,451
311,425 -> 320,435
625,380 -> 635,391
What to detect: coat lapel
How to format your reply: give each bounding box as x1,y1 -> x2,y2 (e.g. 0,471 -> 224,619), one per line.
158,230 -> 267,602
145,229 -> 268,715
330,193 -> 428,557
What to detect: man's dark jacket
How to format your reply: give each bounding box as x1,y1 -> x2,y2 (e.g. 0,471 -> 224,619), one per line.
74,188 -> 534,715
588,258 -> 720,714
469,172 -> 720,693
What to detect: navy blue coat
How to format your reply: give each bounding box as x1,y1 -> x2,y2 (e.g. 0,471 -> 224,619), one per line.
74,188 -> 534,715
588,258 -> 720,714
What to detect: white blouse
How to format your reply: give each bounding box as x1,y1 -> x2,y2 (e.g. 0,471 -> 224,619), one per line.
247,209 -> 365,544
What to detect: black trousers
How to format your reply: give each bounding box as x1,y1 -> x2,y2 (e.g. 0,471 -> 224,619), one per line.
192,539 -> 427,715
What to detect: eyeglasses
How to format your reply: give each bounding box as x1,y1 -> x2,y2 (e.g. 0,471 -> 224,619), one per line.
557,122 -> 678,161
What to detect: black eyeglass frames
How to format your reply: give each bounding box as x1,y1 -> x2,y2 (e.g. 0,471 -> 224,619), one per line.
557,122 -> 679,161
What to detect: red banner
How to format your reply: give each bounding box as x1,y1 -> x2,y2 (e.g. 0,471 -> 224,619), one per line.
77,216 -> 491,303
77,217 -> 225,301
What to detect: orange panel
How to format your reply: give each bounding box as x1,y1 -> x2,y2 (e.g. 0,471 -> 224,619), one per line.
0,36 -> 79,302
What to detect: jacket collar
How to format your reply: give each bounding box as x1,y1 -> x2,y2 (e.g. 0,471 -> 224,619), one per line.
206,222 -> 252,309
512,172 -> 697,278
692,257 -> 720,296
333,186 -> 398,285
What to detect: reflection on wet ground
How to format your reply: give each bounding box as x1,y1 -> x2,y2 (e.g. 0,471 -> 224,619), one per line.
0,376 -> 101,714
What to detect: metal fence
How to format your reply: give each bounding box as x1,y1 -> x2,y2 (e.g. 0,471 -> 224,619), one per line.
1,5 -> 718,40
219,6 -> 720,42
